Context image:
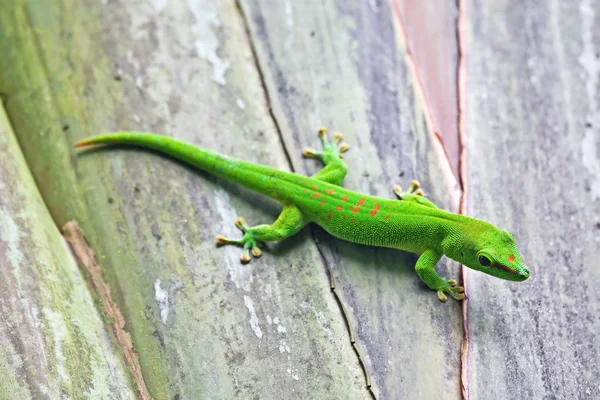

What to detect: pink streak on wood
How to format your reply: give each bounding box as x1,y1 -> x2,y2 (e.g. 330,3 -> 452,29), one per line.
393,0 -> 461,178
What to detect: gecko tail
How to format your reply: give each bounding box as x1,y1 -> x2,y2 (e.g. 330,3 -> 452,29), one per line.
72,131 -> 297,203
74,139 -> 95,147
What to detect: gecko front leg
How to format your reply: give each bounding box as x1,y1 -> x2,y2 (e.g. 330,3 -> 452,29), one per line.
415,249 -> 465,302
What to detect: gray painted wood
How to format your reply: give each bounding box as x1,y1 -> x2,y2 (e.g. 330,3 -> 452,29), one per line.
464,0 -> 600,398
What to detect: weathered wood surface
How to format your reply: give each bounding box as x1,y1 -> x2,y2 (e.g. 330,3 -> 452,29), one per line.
2,0 -> 597,399
463,1 -> 600,398
0,0 -> 463,398
0,105 -> 136,398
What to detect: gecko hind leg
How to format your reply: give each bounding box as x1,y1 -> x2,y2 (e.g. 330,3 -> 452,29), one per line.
216,205 -> 307,263
302,127 -> 350,185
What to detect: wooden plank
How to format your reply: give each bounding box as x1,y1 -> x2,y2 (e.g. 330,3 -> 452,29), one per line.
0,1 -> 368,398
464,0 -> 600,398
239,0 -> 463,398
0,104 -> 136,398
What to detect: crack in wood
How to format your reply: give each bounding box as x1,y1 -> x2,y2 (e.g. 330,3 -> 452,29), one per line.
312,233 -> 377,400
455,0 -> 470,399
234,0 -> 295,172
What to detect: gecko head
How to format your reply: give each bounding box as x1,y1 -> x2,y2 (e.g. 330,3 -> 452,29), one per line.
449,223 -> 530,281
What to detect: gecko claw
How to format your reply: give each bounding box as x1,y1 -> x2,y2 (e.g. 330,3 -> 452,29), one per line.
318,126 -> 328,139
303,147 -> 318,158
332,131 -> 343,143
240,249 -> 251,263
393,185 -> 403,199
437,279 -> 466,302
251,246 -> 262,257
437,291 -> 448,302
235,217 -> 248,231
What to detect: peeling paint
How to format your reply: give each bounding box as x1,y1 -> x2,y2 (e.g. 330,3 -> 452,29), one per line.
155,279 -> 169,324
236,99 -> 246,109
155,278 -> 183,324
273,316 -> 287,333
278,339 -> 291,353
299,301 -> 332,339
188,0 -> 231,85
150,0 -> 168,12
578,0 -> 600,200
243,295 -> 263,339
0,207 -> 23,295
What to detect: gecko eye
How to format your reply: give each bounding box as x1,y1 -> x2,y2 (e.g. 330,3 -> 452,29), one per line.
478,254 -> 492,267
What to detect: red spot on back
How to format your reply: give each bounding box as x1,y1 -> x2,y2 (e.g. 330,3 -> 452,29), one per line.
336,205 -> 343,211
508,254 -> 515,262
311,185 -> 318,190
369,204 -> 380,217
319,200 -> 326,206
325,189 -> 335,194
328,210 -> 333,219
384,215 -> 391,221
341,195 -> 349,201
310,192 -> 321,199
358,198 -> 365,205
350,206 -> 361,214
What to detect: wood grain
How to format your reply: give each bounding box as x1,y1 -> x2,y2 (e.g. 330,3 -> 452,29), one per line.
239,0 -> 463,398
464,0 -> 600,398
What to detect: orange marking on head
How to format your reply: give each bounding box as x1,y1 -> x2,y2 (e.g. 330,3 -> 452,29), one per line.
319,200 -> 326,206
310,192 -> 321,199
351,218 -> 355,223
341,195 -> 349,201
311,185 -> 318,190
358,198 -> 365,205
336,205 -> 343,211
328,210 -> 333,219
325,189 -> 336,194
508,254 -> 515,262
369,204 -> 380,217
350,206 -> 361,214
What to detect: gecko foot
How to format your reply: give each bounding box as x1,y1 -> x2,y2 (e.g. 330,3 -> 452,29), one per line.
436,279 -> 465,302
393,180 -> 424,199
303,127 -> 350,161
215,217 -> 263,263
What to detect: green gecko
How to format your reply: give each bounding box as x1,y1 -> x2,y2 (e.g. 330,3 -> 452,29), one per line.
76,128 -> 530,301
